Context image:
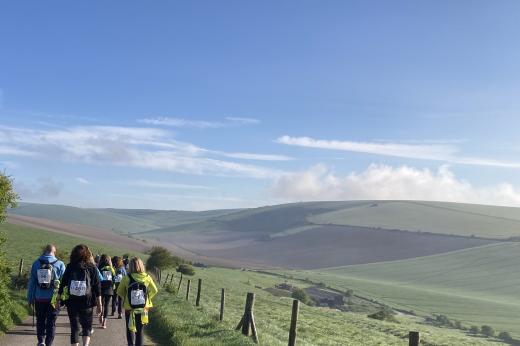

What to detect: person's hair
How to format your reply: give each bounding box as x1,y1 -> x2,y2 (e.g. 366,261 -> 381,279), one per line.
98,254 -> 112,268
128,257 -> 146,274
43,244 -> 56,255
112,256 -> 123,269
70,244 -> 93,264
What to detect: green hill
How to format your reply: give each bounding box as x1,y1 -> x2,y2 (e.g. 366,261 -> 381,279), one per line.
277,242 -> 520,337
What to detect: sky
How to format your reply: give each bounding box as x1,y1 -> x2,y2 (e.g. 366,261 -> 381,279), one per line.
2,1 -> 520,210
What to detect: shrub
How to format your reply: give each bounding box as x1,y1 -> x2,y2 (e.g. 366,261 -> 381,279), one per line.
146,246 -> 184,270
164,283 -> 177,295
344,289 -> 354,297
469,326 -> 480,334
291,287 -> 311,305
481,325 -> 495,337
176,264 -> 195,276
368,307 -> 398,323
498,331 -> 513,342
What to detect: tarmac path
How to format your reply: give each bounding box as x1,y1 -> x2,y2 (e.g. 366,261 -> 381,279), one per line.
0,308 -> 155,346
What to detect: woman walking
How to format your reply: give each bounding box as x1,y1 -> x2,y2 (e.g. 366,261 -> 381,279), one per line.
111,256 -> 127,318
57,244 -> 102,346
116,257 -> 158,346
97,254 -> 116,329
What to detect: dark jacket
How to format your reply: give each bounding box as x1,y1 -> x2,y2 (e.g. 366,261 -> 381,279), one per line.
59,262 -> 101,309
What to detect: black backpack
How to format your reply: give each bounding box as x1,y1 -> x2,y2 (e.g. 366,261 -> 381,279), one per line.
114,267 -> 125,287
37,259 -> 58,289
100,266 -> 113,290
127,274 -> 147,309
68,267 -> 92,302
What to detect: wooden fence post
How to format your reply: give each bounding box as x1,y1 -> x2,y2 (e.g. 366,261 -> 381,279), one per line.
186,279 -> 191,301
18,258 -> 24,277
164,273 -> 170,286
236,292 -> 258,343
196,279 -> 202,306
169,274 -> 174,285
409,331 -> 420,346
288,299 -> 299,346
219,288 -> 225,322
177,273 -> 183,294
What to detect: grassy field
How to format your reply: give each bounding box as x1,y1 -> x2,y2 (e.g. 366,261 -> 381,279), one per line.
0,222 -> 143,266
275,242 -> 520,338
309,200 -> 520,239
150,267 -> 507,345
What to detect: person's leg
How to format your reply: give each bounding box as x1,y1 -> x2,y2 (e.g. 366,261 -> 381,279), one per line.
34,302 -> 47,345
103,295 -> 110,320
67,306 -> 80,345
44,303 -> 60,346
124,312 -> 135,346
135,313 -> 144,346
78,308 -> 93,346
117,296 -> 123,317
111,293 -> 117,315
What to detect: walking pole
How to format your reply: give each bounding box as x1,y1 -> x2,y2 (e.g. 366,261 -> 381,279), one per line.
32,304 -> 35,328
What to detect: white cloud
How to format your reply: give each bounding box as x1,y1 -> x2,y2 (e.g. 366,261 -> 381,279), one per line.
271,164 -> 520,207
75,177 -> 90,184
15,177 -> 63,200
0,125 -> 283,179
125,180 -> 212,190
276,136 -> 520,169
139,116 -> 260,128
217,152 -> 294,161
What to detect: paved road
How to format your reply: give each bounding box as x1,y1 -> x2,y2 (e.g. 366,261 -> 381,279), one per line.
0,309 -> 155,346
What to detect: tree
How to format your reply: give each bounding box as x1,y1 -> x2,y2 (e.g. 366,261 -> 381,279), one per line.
498,331 -> 513,342
469,326 -> 480,335
176,263 -> 195,276
145,246 -> 183,270
291,287 -> 311,305
0,173 -> 18,332
481,325 -> 495,337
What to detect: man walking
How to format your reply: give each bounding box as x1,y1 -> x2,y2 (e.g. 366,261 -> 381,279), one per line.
27,244 -> 66,346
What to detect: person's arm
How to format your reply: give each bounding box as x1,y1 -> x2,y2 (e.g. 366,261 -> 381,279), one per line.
90,266 -> 103,315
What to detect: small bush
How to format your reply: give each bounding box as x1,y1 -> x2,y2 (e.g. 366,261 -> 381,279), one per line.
146,246 -> 184,270
481,325 -> 495,337
498,331 -> 514,342
368,307 -> 398,323
10,272 -> 29,289
291,287 -> 311,305
469,326 -> 480,334
164,283 -> 177,295
176,264 -> 195,276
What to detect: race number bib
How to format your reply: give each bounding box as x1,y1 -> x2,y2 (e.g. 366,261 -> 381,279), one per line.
130,289 -> 146,306
37,269 -> 52,284
70,280 -> 87,296
114,274 -> 123,283
102,271 -> 112,281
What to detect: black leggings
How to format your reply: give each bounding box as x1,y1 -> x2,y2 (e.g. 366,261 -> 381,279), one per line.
67,306 -> 93,344
125,312 -> 144,346
102,294 -> 112,319
112,294 -> 122,315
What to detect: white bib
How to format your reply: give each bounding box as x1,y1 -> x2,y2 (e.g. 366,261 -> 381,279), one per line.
114,274 -> 123,283
70,280 -> 87,296
102,271 -> 112,281
130,289 -> 146,306
37,269 -> 52,284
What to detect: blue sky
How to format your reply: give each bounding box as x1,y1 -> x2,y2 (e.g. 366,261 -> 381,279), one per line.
2,1 -> 520,210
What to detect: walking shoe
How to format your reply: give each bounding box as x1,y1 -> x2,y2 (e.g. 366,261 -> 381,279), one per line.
117,313 -> 122,319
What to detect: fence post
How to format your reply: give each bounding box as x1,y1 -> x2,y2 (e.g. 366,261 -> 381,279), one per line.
219,288 -> 225,321
164,273 -> 170,286
169,274 -> 174,285
186,279 -> 191,301
409,331 -> 420,346
288,299 -> 299,346
196,279 -> 202,306
18,258 -> 24,277
236,292 -> 258,343
177,273 -> 183,294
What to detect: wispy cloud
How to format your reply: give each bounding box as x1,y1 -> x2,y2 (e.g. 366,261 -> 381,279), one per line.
276,135 -> 520,169
75,177 -> 90,184
272,164 -> 520,207
138,116 -> 260,129
124,180 -> 212,190
216,152 -> 294,161
0,125 -> 283,179
15,177 -> 63,200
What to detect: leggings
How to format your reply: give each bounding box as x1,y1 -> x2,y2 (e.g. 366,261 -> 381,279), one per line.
102,294 -> 112,319
112,294 -> 122,315
67,306 -> 93,344
125,312 -> 144,346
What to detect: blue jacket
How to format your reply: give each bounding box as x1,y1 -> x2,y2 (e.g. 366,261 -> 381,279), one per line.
27,255 -> 66,303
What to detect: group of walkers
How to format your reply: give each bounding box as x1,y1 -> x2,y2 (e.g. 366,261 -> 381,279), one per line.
27,244 -> 158,346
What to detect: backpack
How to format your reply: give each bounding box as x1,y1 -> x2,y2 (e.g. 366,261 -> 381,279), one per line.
114,267 -> 125,285
37,259 -> 58,289
68,267 -> 92,302
100,266 -> 113,289
127,274 -> 147,309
